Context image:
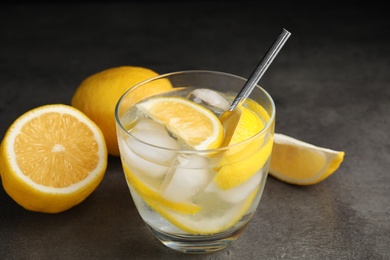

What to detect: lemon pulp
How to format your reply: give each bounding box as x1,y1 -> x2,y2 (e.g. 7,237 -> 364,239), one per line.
0,104 -> 107,213
136,96 -> 225,150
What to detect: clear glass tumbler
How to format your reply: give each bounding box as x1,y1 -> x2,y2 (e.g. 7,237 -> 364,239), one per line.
115,70 -> 275,253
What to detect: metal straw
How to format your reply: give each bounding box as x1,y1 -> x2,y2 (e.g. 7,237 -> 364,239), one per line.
229,28 -> 291,111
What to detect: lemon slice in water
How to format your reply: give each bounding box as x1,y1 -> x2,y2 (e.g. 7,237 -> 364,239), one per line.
215,102 -> 273,190
137,97 -> 224,150
149,187 -> 259,235
122,165 -> 200,214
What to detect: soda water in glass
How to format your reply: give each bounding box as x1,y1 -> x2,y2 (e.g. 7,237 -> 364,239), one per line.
115,71 -> 275,253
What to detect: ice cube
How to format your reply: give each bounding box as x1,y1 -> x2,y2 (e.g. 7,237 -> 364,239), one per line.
134,118 -> 167,134
162,154 -> 212,202
118,138 -> 168,179
188,88 -> 231,111
207,171 -> 262,204
129,128 -> 179,163
118,121 -> 180,179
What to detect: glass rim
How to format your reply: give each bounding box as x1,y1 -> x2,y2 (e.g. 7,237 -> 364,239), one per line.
115,70 -> 276,153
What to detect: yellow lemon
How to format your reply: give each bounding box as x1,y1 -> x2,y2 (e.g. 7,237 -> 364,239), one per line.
0,104 -> 107,213
136,97 -> 224,150
269,133 -> 345,185
71,66 -> 172,156
214,103 -> 273,190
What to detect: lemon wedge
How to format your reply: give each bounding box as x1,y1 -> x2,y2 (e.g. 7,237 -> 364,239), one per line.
137,97 -> 224,150
269,133 -> 345,185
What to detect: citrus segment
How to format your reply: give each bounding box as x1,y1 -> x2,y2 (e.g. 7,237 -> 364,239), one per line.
71,66 -> 172,156
137,97 -> 224,150
269,133 -> 345,185
122,164 -> 200,214
0,104 -> 107,213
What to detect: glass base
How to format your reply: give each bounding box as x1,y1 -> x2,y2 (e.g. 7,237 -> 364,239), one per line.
148,223 -> 249,254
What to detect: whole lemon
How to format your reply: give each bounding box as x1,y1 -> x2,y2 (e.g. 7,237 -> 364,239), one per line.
71,66 -> 172,156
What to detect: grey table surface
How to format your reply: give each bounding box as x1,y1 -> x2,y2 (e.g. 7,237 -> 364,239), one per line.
1,2 -> 389,260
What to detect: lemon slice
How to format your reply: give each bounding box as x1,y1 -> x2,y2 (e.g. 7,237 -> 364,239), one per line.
136,97 -> 224,150
150,187 -> 259,235
269,133 -> 345,185
0,104 -> 108,213
215,104 -> 273,190
122,165 -> 200,214
215,137 -> 273,190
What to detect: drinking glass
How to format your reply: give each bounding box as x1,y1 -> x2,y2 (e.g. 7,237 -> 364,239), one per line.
115,70 -> 275,253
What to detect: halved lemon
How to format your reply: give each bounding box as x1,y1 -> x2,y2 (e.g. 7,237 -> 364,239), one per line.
269,133 -> 345,185
0,104 -> 108,213
136,97 -> 224,150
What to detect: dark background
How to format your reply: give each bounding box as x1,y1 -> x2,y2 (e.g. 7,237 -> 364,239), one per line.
1,2 -> 389,259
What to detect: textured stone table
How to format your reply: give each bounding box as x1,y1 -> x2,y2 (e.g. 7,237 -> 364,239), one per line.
1,2 -> 389,259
